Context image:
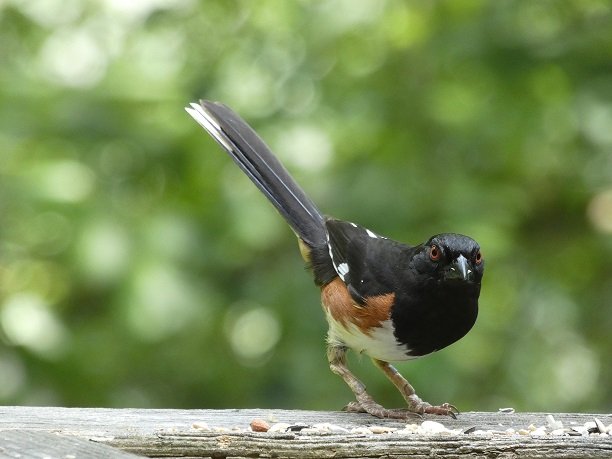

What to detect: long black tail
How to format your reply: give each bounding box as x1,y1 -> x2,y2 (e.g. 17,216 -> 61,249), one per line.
185,100 -> 327,248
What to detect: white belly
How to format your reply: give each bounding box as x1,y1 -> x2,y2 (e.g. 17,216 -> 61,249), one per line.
325,310 -> 414,362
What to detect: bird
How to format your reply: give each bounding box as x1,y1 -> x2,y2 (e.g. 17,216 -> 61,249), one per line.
185,100 -> 484,419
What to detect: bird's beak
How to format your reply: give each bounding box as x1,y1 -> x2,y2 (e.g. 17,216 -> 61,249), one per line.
447,254 -> 470,281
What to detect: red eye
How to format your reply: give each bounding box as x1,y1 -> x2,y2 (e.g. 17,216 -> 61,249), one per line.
474,250 -> 482,264
429,245 -> 441,261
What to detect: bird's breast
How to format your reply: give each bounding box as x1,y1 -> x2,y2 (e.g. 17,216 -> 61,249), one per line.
391,286 -> 479,357
321,278 -> 413,361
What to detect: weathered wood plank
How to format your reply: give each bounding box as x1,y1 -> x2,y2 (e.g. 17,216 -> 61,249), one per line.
0,430 -> 144,459
0,407 -> 610,458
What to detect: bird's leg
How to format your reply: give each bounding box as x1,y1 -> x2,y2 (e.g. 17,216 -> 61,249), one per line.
327,345 -> 414,419
371,359 -> 459,418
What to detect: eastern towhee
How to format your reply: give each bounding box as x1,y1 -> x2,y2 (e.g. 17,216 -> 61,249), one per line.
185,100 -> 484,418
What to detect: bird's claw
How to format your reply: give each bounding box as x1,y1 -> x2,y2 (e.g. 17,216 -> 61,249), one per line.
404,393 -> 459,419
422,402 -> 459,419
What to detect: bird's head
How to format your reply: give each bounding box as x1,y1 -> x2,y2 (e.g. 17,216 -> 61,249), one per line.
412,233 -> 484,285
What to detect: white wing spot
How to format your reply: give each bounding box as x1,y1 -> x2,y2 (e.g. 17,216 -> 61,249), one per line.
366,229 -> 378,239
350,222 -> 357,228
337,262 -> 349,280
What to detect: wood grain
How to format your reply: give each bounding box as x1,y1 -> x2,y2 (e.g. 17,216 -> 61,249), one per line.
0,407 -> 610,458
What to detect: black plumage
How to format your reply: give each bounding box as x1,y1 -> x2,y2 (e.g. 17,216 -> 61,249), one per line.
186,100 -> 484,418
321,221 -> 482,358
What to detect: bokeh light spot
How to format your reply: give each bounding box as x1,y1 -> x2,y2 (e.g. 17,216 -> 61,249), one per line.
274,124 -> 332,172
39,27 -> 108,88
35,160 -> 95,203
225,305 -> 281,366
587,188 -> 612,234
1,293 -> 68,359
126,264 -> 199,341
76,219 -> 131,285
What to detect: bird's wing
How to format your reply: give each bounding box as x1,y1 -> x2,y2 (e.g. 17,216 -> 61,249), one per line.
325,219 -> 394,304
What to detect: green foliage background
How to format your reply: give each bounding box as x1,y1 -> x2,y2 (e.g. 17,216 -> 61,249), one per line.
1,0 -> 611,413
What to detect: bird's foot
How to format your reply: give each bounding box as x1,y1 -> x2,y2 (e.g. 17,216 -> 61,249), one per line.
345,396 -> 459,419
369,359 -> 459,419
343,400 -> 421,419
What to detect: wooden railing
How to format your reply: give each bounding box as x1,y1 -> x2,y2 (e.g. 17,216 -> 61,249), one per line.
1,407 -> 610,458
